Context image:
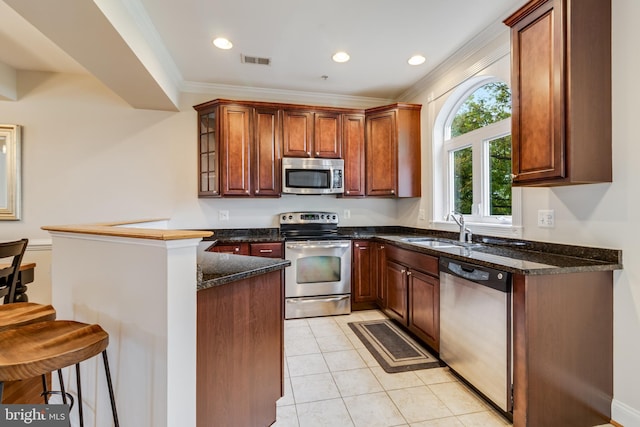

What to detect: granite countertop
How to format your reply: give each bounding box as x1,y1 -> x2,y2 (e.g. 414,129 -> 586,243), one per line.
204,226 -> 622,276
374,234 -> 622,275
197,243 -> 290,290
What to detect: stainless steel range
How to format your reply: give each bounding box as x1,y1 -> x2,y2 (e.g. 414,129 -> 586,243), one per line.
280,211 -> 351,319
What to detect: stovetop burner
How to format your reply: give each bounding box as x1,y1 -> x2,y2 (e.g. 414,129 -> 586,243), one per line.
279,211 -> 341,240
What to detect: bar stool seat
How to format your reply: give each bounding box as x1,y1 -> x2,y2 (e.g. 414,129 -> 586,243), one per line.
0,302 -> 56,332
0,320 -> 119,426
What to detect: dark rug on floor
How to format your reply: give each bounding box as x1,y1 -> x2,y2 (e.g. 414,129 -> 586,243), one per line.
348,319 -> 443,373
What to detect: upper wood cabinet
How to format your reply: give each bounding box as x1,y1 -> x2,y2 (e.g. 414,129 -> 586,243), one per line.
505,0 -> 611,186
193,99 -> 281,198
365,103 -> 421,197
283,109 -> 342,158
342,114 -> 366,197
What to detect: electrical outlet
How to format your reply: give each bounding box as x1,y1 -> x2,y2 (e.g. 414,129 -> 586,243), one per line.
537,209 -> 555,228
343,209 -> 351,219
418,209 -> 426,221
219,210 -> 229,221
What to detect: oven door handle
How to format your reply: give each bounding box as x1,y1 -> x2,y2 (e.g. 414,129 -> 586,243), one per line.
286,242 -> 350,250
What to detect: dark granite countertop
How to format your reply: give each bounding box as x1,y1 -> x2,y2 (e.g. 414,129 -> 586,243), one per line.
197,243 -> 290,290
202,226 -> 622,276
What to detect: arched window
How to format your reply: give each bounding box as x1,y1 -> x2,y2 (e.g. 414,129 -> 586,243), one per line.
435,78 -> 517,228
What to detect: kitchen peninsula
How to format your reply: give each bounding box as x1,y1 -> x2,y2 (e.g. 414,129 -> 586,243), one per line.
42,220 -> 289,427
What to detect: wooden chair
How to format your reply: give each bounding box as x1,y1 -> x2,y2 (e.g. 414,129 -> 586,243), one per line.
0,320 -> 120,426
0,239 -> 28,304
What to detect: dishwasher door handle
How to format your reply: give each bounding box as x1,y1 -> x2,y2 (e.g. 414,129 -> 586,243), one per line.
447,262 -> 491,282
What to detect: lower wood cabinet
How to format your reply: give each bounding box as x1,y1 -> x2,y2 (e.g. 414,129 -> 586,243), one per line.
207,241 -> 283,258
351,240 -> 377,310
384,245 -> 440,351
197,270 -> 284,427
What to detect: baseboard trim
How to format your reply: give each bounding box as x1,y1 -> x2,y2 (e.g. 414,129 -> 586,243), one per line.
612,399 -> 640,427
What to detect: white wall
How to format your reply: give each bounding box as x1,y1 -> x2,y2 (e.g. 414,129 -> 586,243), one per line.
406,1 -> 640,424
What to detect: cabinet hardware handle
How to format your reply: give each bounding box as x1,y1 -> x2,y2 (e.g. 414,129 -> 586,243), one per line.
391,190 -> 395,194
401,269 -> 406,274
315,152 -> 320,156
259,249 -> 273,253
380,246 -> 385,249
355,243 -> 359,247
346,191 -> 350,195
510,173 -> 518,180
407,271 -> 412,276
234,248 -> 239,252
359,247 -> 367,250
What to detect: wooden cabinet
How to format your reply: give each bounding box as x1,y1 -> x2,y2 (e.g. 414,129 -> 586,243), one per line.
249,242 -> 283,259
385,259 -> 408,323
374,242 -> 386,308
219,104 -> 252,196
253,107 -> 282,196
365,103 -> 421,197
208,243 -> 250,255
283,109 -> 342,158
384,245 -> 440,351
193,99 -> 281,198
408,269 -> 439,351
197,270 -> 284,427
207,241 -> 283,258
342,113 -> 366,197
505,0 -> 611,186
512,271 -> 613,426
351,240 -> 377,310
197,108 -> 219,197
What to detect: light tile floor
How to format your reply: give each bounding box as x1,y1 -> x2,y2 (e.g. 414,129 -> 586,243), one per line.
274,309 -> 513,427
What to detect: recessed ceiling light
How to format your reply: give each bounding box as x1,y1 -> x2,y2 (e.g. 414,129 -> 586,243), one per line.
213,37 -> 233,50
408,55 -> 426,66
332,51 -> 350,63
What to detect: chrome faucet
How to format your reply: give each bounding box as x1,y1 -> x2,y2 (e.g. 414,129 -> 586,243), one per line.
447,212 -> 473,243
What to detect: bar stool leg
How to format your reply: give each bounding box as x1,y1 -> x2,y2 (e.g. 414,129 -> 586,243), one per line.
102,350 -> 120,427
41,374 -> 49,404
75,363 -> 84,427
57,370 -> 67,405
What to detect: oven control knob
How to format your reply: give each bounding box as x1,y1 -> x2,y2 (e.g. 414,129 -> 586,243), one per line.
332,215 -> 337,220
282,215 -> 286,221
288,215 -> 293,220
498,273 -> 503,279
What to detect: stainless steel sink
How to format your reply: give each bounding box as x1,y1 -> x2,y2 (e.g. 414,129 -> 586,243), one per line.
400,237 -> 483,250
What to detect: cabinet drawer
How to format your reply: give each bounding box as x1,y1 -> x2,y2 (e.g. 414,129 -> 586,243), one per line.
385,244 -> 438,276
208,243 -> 250,255
250,242 -> 283,258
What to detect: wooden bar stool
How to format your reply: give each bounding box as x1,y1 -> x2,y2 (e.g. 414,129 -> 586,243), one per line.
0,302 -> 56,332
0,320 -> 120,426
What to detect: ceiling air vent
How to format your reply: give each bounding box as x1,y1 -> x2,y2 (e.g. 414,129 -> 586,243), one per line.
241,54 -> 271,66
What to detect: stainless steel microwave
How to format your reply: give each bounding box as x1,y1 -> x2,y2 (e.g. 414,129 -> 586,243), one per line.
282,157 -> 344,195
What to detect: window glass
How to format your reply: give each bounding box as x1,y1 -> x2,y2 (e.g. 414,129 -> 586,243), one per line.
442,80 -> 512,221
488,135 -> 512,216
452,147 -> 473,214
450,82 -> 512,137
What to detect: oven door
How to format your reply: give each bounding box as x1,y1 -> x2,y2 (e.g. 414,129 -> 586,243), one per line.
284,240 -> 351,297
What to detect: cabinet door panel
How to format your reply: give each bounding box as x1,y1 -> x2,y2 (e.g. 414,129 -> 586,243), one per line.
254,108 -> 281,196
342,114 -> 365,197
409,270 -> 439,351
384,260 -> 407,324
314,112 -> 342,158
512,4 -> 565,182
352,241 -> 375,303
366,111 -> 397,196
283,111 -> 313,157
220,105 -> 252,195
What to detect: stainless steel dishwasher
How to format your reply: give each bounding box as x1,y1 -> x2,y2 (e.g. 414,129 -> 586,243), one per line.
439,257 -> 512,413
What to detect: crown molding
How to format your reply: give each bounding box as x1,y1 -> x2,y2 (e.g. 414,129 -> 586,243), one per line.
399,20 -> 511,102
180,81 -> 394,109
